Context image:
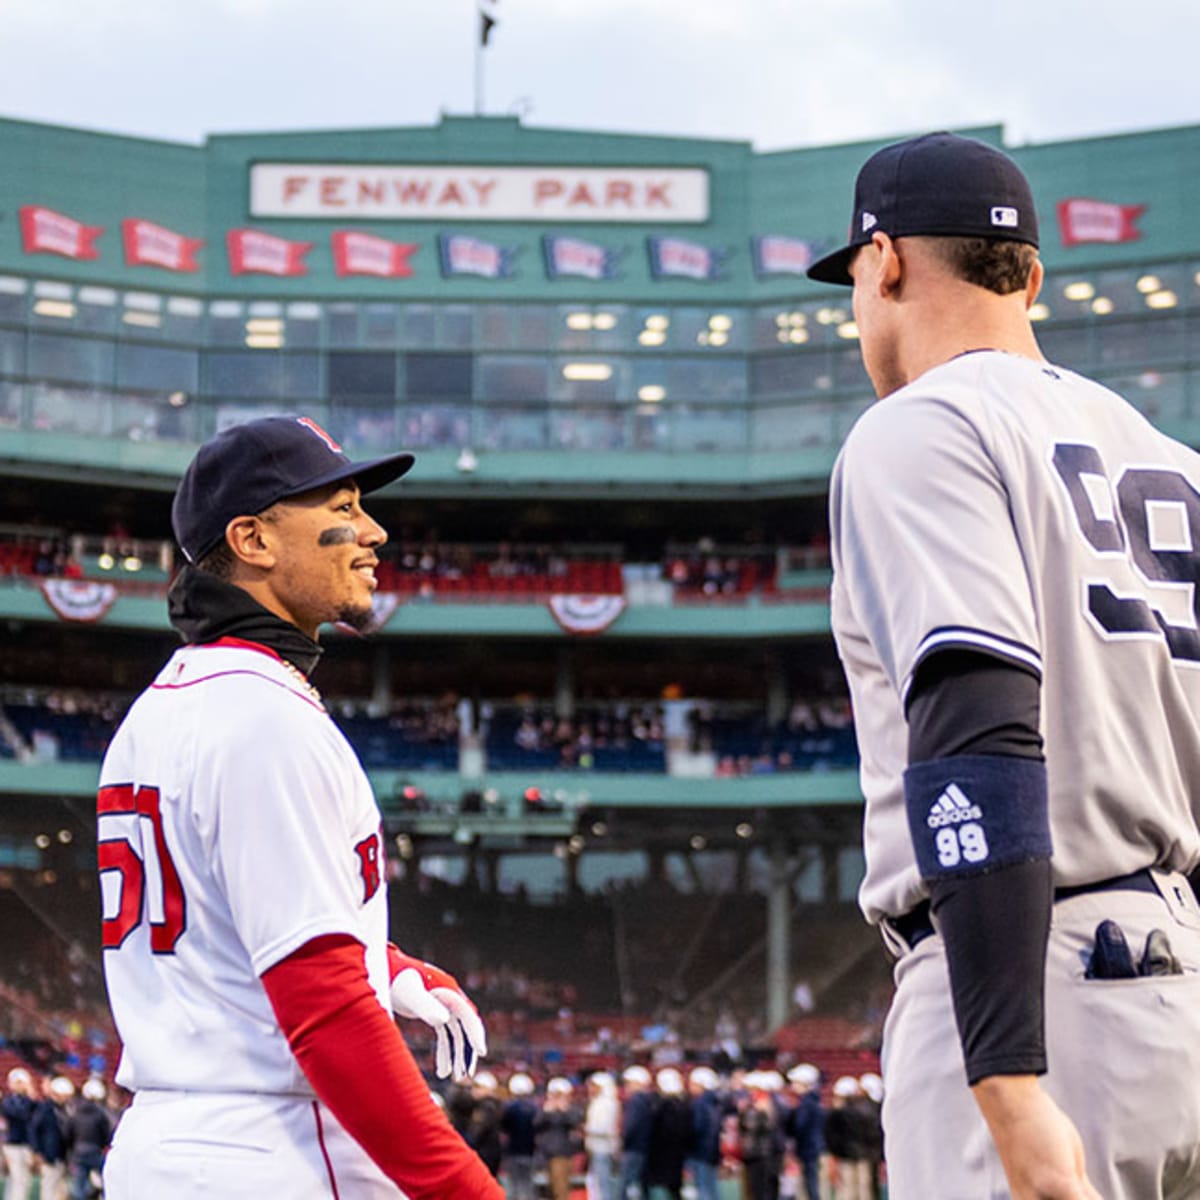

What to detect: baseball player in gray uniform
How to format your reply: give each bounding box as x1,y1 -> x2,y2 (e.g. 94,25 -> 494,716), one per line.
807,133 -> 1200,1199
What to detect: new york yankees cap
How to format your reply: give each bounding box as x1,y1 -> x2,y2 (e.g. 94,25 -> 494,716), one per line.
807,132 -> 1039,286
172,414 -> 415,564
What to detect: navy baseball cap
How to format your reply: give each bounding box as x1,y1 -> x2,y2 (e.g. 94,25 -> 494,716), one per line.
807,132 -> 1039,286
172,415 -> 415,563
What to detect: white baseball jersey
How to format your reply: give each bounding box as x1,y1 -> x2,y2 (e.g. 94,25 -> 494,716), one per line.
98,639 -> 392,1093
831,350 -> 1200,924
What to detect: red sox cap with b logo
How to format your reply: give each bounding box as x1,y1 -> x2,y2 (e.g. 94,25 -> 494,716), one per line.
171,414 -> 415,563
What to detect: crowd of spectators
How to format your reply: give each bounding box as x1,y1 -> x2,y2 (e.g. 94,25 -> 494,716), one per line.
430,1059 -> 883,1200
2,685 -> 857,776
0,536 -> 82,581
0,526 -> 841,600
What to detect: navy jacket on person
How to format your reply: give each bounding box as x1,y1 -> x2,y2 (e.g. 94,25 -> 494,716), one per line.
787,1090 -> 825,1161
500,1098 -> 538,1158
687,1091 -> 724,1165
621,1090 -> 658,1155
1,1093 -> 35,1146
30,1100 -> 70,1164
67,1101 -> 113,1154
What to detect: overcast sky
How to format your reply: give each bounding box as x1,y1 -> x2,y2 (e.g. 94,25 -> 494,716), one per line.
1,0 -> 1196,151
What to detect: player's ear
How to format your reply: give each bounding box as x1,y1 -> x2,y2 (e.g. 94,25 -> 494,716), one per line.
1025,256 -> 1044,310
225,514 -> 277,569
872,232 -> 903,298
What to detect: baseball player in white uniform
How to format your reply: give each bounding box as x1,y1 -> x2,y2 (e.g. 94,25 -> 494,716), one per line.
808,134 -> 1200,1199
98,416 -> 504,1199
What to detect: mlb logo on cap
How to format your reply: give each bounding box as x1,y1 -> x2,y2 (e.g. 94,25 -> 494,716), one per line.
991,206 -> 1020,228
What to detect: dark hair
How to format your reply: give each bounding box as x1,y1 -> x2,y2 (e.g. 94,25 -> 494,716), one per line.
195,540 -> 236,580
920,237 -> 1038,295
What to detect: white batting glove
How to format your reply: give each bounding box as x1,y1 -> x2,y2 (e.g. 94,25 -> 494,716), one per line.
386,944 -> 488,1081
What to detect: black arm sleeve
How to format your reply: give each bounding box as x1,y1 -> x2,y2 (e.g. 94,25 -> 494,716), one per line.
906,649 -> 1052,1085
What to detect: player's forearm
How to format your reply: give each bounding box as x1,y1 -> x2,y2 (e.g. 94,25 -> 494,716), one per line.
930,858 -> 1053,1082
262,934 -> 503,1200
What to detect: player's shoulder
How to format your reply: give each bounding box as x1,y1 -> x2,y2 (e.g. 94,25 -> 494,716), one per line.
150,641 -> 328,724
836,356 -> 993,473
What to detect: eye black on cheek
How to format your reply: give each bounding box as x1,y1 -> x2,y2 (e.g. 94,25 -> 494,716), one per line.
317,526 -> 356,547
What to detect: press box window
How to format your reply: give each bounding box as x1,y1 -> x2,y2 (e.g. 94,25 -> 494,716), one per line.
328,351 -> 396,401
405,353 -> 473,399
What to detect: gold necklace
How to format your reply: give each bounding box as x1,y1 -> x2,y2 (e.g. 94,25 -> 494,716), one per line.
279,658 -> 325,710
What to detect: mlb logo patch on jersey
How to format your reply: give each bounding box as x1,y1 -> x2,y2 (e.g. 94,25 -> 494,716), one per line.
990,206 -> 1019,228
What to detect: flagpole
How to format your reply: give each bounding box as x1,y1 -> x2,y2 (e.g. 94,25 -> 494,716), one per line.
474,12 -> 483,115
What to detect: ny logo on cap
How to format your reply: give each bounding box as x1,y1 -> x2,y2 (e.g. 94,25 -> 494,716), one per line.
296,416 -> 343,454
990,206 -> 1019,228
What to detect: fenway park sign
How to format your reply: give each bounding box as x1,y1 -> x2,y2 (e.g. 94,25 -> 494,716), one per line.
249,164 -> 709,223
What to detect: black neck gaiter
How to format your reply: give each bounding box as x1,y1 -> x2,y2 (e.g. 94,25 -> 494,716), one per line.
166,565 -> 323,677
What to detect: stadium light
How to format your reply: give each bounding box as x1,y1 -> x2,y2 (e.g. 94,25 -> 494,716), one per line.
1136,274 -> 1162,294
562,362 -> 612,381
122,311 -> 161,329
1063,281 -> 1094,302
32,300 -> 75,319
1146,290 -> 1178,309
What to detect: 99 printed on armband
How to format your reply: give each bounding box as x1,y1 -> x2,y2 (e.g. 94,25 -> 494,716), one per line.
903,754 -> 1051,881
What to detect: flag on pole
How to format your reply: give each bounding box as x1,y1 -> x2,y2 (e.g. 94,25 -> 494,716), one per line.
479,0 -> 498,45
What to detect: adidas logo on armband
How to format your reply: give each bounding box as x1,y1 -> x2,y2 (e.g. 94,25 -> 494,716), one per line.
926,783 -> 983,829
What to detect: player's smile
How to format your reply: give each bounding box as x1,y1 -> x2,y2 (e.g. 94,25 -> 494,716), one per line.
350,553 -> 380,590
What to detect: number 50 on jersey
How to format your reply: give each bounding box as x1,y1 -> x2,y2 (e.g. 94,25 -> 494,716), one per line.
98,783 -> 186,953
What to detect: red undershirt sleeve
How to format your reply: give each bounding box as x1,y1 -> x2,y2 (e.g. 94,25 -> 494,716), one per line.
260,933 -> 503,1200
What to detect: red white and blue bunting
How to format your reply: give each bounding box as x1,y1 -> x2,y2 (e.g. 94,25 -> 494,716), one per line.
547,594 -> 627,636
39,579 -> 118,623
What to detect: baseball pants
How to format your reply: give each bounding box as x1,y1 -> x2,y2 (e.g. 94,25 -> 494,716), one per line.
103,1089 -> 402,1198
2,1145 -> 32,1200
881,869 -> 1200,1199
39,1160 -> 68,1200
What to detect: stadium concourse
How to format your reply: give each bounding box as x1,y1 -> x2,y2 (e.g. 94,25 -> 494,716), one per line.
2,111 -> 1200,1195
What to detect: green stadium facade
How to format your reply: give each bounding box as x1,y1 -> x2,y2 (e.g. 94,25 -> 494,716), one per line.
2,114 -> 1199,1028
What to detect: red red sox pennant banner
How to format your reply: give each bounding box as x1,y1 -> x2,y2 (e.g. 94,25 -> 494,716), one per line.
227,228 -> 313,276
331,231 -> 418,278
20,205 -> 103,260
123,219 -> 204,272
39,579 -> 118,623
547,594 -> 627,636
1057,198 -> 1146,247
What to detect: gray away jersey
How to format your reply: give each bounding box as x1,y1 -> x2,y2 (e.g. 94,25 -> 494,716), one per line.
831,350 -> 1200,925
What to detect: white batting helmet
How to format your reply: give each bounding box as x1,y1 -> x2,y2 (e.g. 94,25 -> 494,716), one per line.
507,1072 -> 535,1096
656,1067 -> 685,1096
788,1063 -> 820,1088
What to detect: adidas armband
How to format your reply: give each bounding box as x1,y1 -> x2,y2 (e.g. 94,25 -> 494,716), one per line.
904,754 -> 1051,882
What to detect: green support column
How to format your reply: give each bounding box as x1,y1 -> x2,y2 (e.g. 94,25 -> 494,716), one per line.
766,836 -> 791,1032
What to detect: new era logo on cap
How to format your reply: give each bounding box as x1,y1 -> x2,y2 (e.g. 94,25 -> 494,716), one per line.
861,211 -> 878,233
991,206 -> 1019,228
